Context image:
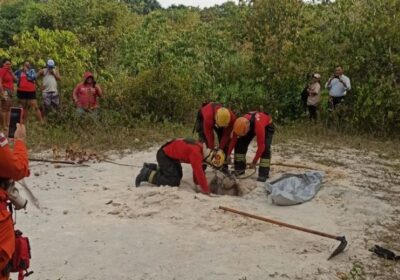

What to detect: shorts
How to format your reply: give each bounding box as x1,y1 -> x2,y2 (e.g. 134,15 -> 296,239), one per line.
17,91 -> 36,100
43,91 -> 60,107
0,89 -> 13,112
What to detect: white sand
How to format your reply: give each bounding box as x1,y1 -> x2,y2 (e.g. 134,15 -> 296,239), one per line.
14,144 -> 400,280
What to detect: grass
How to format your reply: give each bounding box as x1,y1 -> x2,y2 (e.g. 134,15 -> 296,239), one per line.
25,117 -> 193,153
18,110 -> 400,161
274,121 -> 400,159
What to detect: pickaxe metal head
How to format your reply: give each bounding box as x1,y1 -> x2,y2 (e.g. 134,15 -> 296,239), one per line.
328,236 -> 347,260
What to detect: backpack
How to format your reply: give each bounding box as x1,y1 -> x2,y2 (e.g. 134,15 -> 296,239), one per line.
8,230 -> 33,280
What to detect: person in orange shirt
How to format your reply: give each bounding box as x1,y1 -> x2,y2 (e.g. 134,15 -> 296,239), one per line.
0,124 -> 29,280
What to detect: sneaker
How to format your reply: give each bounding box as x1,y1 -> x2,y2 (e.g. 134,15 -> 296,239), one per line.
256,176 -> 267,182
135,167 -> 150,187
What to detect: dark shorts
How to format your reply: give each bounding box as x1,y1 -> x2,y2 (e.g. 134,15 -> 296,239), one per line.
17,91 -> 36,100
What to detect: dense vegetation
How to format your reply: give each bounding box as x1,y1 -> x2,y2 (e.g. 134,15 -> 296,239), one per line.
0,0 -> 399,137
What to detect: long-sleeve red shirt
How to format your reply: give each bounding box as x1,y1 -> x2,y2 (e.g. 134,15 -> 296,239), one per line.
163,139 -> 209,194
200,103 -> 236,149
227,112 -> 273,164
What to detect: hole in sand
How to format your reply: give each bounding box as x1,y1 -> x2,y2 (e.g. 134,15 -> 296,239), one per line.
209,171 -> 242,196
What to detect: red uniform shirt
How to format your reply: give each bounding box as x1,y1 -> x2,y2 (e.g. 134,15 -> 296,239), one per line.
163,139 -> 209,193
0,138 -> 29,259
227,112 -> 273,164
200,103 -> 236,149
0,68 -> 14,90
73,84 -> 101,109
17,71 -> 36,92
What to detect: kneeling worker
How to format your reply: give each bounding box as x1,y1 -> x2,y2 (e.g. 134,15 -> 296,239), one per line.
227,112 -> 274,182
135,138 -> 225,194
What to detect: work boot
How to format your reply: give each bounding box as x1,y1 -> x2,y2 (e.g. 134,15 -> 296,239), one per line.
256,176 -> 267,182
144,163 -> 158,170
135,167 -> 152,187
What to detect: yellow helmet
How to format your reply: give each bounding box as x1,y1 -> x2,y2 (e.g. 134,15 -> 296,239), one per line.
233,117 -> 250,136
215,108 -> 231,128
203,147 -> 226,168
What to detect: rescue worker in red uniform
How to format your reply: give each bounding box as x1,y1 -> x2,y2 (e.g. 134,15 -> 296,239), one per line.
227,112 -> 275,182
194,102 -> 236,150
135,138 -> 225,194
0,124 -> 29,280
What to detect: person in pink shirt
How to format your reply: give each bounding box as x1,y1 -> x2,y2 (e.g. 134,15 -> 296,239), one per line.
72,72 -> 102,117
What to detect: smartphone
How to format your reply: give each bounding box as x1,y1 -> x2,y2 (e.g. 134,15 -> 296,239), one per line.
8,107 -> 23,138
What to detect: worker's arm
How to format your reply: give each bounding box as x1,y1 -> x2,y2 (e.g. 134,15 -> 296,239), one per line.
0,125 -> 29,181
253,122 -> 266,164
190,154 -> 210,194
226,134 -> 237,161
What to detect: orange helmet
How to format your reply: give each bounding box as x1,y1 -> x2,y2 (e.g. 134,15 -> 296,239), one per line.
233,117 -> 250,136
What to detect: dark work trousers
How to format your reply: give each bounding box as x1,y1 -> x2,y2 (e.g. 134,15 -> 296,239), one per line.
234,124 -> 275,178
149,148 -> 183,187
195,115 -> 223,145
328,96 -> 345,111
308,105 -> 317,121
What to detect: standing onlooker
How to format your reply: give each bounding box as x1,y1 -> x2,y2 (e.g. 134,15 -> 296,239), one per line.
37,59 -> 61,116
15,61 -> 43,124
307,73 -> 321,121
72,72 -> 103,116
0,59 -> 17,131
325,66 -> 351,110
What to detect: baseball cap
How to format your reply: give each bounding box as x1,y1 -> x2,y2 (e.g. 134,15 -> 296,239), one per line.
313,73 -> 321,79
47,59 -> 55,68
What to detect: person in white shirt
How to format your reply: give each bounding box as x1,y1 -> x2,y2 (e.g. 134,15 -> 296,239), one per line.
325,66 -> 351,110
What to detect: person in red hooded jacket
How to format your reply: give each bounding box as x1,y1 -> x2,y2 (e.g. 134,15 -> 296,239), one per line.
227,112 -> 275,182
135,138 -> 225,194
0,124 -> 29,280
72,72 -> 103,116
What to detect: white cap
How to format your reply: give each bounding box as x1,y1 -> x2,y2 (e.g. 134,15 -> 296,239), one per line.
313,73 -> 321,79
47,59 -> 55,67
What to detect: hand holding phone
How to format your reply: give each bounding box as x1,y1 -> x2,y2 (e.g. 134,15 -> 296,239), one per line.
14,123 -> 26,142
8,107 -> 23,139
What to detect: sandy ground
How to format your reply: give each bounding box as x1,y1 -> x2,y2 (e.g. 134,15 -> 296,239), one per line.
13,142 -> 400,280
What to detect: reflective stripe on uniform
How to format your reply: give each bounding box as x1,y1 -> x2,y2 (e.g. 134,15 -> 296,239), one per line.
148,171 -> 157,184
235,153 -> 246,162
259,158 -> 271,167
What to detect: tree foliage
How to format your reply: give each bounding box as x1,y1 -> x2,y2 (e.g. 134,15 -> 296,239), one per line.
0,0 -> 399,134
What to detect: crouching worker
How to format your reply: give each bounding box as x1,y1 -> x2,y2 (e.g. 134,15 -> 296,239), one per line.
227,112 -> 274,182
135,138 -> 225,194
0,124 -> 29,280
194,102 -> 236,150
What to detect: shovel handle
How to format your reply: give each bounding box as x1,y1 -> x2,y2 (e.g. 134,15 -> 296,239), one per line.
219,206 -> 339,241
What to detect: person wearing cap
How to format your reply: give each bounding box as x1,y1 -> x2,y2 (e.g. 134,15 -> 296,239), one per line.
227,112 -> 274,182
0,124 -> 29,280
37,59 -> 61,116
72,72 -> 103,116
325,65 -> 351,110
0,59 -> 17,131
135,138 -> 225,194
194,102 -> 236,150
307,73 -> 321,121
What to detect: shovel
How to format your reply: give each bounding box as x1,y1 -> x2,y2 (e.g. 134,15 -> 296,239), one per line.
219,206 -> 347,260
